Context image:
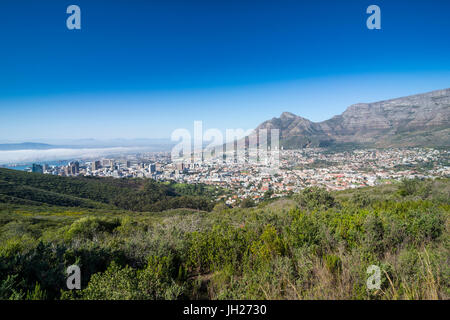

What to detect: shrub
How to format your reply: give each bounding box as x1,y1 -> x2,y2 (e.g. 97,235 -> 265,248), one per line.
295,187 -> 336,210
240,198 -> 256,208
398,178 -> 420,197
75,258 -> 183,300
64,217 -> 120,241
250,225 -> 286,264
363,214 -> 385,256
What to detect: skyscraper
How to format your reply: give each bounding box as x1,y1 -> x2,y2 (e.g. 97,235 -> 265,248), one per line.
92,161 -> 101,171
67,161 -> 79,175
32,164 -> 43,174
176,162 -> 185,172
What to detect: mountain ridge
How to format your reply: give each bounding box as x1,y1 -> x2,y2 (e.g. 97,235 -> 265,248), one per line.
256,88 -> 450,148
0,142 -> 54,151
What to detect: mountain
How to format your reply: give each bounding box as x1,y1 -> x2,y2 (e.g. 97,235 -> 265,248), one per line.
0,142 -> 54,150
256,88 -> 450,148
0,139 -> 175,150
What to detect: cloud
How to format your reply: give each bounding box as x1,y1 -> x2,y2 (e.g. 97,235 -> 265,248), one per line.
0,147 -> 152,164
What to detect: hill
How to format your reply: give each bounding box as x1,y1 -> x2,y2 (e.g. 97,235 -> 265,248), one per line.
0,143 -> 54,151
256,88 -> 450,148
0,168 -> 216,212
0,178 -> 448,300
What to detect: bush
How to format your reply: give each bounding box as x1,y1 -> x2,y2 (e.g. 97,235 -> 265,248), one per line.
64,217 -> 120,241
363,214 -> 385,256
240,198 -> 256,208
73,258 -> 183,300
295,187 -> 336,210
250,225 -> 286,264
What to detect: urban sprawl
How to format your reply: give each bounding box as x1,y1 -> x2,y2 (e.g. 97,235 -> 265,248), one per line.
8,148 -> 449,206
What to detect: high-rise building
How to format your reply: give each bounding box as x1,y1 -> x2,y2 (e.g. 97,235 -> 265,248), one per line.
67,161 -> 79,175
32,164 -> 43,174
155,163 -> 163,172
149,163 -> 156,173
92,160 -> 101,171
176,162 -> 185,172
102,159 -> 113,168
71,161 -> 80,174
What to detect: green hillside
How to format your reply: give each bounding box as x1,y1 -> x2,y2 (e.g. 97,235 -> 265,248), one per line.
0,168 -> 216,212
0,171 -> 448,300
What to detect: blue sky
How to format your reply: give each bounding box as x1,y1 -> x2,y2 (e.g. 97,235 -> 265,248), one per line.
0,0 -> 450,141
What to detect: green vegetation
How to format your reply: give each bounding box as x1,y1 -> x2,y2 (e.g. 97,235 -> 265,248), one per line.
0,168 -> 216,212
0,169 -> 448,300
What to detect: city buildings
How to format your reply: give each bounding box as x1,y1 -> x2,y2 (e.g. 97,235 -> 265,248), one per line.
92,160 -> 101,171
24,148 -> 449,206
32,163 -> 43,174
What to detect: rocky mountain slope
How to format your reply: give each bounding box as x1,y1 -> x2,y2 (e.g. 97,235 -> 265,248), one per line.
256,88 -> 450,148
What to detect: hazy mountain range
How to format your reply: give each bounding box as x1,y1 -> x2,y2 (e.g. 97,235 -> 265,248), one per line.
0,143 -> 54,151
256,88 -> 450,148
0,139 -> 174,150
0,140 -> 175,165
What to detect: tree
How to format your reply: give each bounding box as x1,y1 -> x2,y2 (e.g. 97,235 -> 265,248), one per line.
295,187 -> 336,210
240,198 -> 256,208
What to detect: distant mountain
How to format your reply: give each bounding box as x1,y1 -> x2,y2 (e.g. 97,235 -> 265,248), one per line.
0,139 -> 175,150
0,142 -> 54,150
256,88 -> 450,148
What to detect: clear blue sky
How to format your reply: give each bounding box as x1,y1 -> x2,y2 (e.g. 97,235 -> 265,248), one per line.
0,0 -> 449,141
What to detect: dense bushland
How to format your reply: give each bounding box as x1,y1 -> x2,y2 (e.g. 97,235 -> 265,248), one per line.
0,168 -> 217,212
0,176 -> 448,300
